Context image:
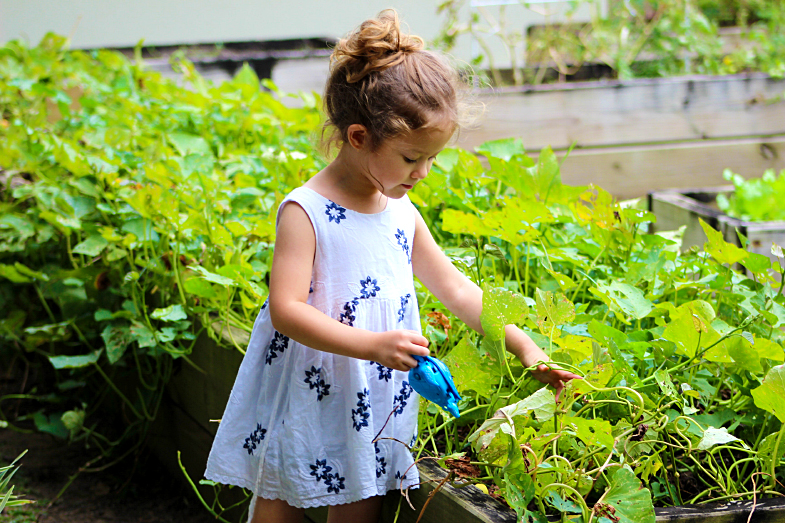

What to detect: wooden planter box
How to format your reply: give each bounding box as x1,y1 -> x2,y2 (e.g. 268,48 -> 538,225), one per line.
648,186 -> 785,269
462,73 -> 785,199
148,321 -> 785,522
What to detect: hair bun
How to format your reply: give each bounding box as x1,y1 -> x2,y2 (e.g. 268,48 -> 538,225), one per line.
331,9 -> 425,83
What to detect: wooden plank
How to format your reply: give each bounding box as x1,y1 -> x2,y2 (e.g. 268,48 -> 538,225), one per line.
556,135 -> 785,200
459,74 -> 785,152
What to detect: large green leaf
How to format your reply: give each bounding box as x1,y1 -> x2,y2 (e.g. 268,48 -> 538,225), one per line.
595,465 -> 655,523
476,137 -> 525,162
751,364 -> 785,422
535,289 -> 575,333
699,218 -> 748,265
481,285 -> 528,341
442,336 -> 495,397
592,282 -> 653,321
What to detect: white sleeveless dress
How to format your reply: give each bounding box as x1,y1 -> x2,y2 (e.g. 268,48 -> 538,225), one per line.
204,186 -> 421,511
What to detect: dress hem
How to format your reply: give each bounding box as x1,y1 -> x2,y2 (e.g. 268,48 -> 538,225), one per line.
204,471 -> 420,509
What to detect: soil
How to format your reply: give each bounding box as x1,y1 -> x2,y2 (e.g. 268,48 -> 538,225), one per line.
0,426 -> 217,523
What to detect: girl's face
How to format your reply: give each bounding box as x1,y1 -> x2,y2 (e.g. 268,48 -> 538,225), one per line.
363,124 -> 453,199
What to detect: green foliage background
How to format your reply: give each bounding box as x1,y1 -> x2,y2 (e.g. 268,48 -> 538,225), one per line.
1,34 -> 784,522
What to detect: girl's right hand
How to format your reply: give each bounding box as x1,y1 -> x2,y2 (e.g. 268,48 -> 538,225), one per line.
374,330 -> 429,372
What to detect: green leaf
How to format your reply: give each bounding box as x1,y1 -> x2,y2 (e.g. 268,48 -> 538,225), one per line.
699,218 -> 748,265
184,277 -> 218,298
71,234 -> 109,256
535,289 -> 575,333
191,265 -> 236,287
0,263 -> 32,283
505,471 -> 537,522
168,132 -> 212,156
481,285 -> 528,341
476,137 -> 525,162
150,304 -> 187,322
751,364 -> 785,422
596,465 -> 655,523
592,282 -> 653,321
130,321 -> 156,348
565,416 -> 615,450
101,324 -> 133,364
48,350 -> 102,369
696,427 -> 741,450
442,336 -> 495,397
33,411 -> 69,439
741,252 -> 772,274
441,209 -> 495,237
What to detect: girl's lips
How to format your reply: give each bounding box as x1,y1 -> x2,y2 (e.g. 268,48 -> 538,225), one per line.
402,184 -> 413,189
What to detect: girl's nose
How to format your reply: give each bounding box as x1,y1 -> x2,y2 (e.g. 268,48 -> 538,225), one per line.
412,164 -> 429,180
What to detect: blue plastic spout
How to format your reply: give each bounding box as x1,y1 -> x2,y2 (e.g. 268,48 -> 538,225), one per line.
408,355 -> 462,418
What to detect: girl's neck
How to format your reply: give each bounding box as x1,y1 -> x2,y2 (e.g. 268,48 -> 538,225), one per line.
305,147 -> 388,214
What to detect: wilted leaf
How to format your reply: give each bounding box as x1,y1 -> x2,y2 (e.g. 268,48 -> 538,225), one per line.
481,285 -> 528,340
595,465 -> 655,523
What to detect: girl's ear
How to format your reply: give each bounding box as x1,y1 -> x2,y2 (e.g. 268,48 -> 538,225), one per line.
346,124 -> 369,151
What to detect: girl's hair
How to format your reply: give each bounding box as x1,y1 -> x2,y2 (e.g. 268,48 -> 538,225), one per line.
322,9 -> 471,152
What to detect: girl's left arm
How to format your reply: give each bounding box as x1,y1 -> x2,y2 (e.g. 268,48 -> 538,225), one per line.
411,210 -> 580,395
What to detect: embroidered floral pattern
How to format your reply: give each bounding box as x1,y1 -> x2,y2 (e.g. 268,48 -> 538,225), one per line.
325,202 -> 346,224
360,276 -> 380,299
410,430 -> 418,447
397,293 -> 411,322
304,366 -> 331,401
261,297 -> 269,310
393,381 -> 413,417
243,423 -> 267,455
375,442 -> 387,478
309,459 -> 346,494
369,361 -> 393,382
339,297 -> 359,327
265,331 -> 289,365
395,229 -> 411,264
351,388 -> 371,431
395,470 -> 408,482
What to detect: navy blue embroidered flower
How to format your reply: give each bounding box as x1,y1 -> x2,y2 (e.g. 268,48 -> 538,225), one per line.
304,366 -> 331,401
369,361 -> 393,382
243,424 -> 267,455
261,297 -> 269,310
409,430 -> 418,447
339,297 -> 359,327
393,381 -> 413,416
395,229 -> 411,264
309,281 -> 314,293
360,277 -> 380,299
351,388 -> 371,431
309,459 -> 332,481
375,442 -> 387,478
324,472 -> 346,494
395,470 -> 408,481
397,293 -> 411,322
325,202 -> 346,224
310,459 -> 346,493
265,331 -> 289,365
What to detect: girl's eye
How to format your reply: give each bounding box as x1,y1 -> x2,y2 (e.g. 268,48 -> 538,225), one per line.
403,156 -> 417,164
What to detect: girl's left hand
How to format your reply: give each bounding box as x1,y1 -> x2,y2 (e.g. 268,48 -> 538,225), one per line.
528,363 -> 582,401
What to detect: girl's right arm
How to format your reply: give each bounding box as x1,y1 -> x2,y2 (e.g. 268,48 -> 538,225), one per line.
267,202 -> 429,371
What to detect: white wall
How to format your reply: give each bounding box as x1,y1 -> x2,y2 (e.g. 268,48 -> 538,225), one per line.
0,1 -> 446,49
0,1 -> 595,69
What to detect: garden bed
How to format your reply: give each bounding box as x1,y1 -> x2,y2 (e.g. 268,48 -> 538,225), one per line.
649,185 -> 785,265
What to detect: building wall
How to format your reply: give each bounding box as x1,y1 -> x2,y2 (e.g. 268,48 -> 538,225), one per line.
0,0 -> 595,70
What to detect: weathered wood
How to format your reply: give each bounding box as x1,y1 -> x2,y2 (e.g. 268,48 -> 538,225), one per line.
656,498 -> 785,523
557,135 -> 785,200
304,458 -> 516,523
460,74 -> 785,152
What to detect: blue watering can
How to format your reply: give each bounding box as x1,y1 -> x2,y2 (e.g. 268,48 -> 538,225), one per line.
408,355 -> 461,418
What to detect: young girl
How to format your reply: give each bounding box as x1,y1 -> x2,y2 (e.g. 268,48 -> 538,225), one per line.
204,10 -> 578,523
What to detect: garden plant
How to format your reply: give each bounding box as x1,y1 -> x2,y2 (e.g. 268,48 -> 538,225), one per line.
1,35 -> 784,523
435,0 -> 785,85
